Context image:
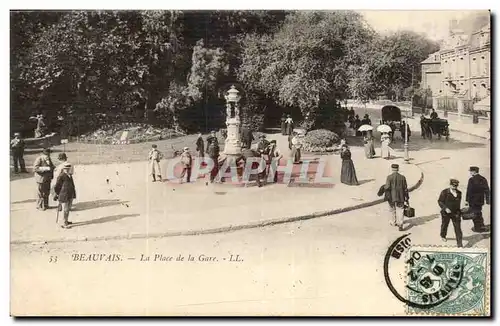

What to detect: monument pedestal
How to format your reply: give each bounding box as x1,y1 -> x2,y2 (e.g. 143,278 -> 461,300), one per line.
224,118 -> 242,156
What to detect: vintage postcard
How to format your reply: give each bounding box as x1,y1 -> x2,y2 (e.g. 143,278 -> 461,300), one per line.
9,9 -> 491,316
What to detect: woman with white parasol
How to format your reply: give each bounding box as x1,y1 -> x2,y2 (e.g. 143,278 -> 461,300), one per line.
377,124 -> 392,159
358,125 -> 375,159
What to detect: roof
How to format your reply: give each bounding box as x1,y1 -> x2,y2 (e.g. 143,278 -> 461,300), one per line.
421,51 -> 441,64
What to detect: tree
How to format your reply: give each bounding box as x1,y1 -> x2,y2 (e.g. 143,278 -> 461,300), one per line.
238,11 -> 376,122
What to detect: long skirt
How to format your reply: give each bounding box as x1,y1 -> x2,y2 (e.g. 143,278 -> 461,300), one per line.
341,159 -> 359,185
291,147 -> 301,163
364,142 -> 375,158
381,143 -> 391,159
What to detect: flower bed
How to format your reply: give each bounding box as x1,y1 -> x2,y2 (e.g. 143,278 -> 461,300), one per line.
302,129 -> 340,153
78,123 -> 184,144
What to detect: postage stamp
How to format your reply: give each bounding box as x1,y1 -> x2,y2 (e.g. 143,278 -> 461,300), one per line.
405,246 -> 489,316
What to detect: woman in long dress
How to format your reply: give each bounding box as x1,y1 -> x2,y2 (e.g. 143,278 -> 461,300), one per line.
380,133 -> 391,159
363,131 -> 376,159
340,144 -> 359,185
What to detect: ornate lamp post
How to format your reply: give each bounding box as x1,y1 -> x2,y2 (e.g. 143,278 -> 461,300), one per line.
223,85 -> 242,156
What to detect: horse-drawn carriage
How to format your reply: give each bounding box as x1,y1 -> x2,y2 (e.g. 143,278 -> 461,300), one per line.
381,105 -> 402,129
421,117 -> 450,141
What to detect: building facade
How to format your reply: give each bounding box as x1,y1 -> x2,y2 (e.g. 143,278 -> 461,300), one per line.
420,22 -> 490,108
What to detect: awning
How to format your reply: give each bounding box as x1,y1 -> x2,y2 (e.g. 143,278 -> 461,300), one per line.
474,96 -> 490,112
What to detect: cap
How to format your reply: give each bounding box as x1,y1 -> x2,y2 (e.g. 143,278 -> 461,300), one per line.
183,147 -> 189,151
14,132 -> 20,136
270,140 -> 277,144
469,166 -> 479,172
259,134 -> 266,138
450,179 -> 459,186
62,162 -> 72,169
58,153 -> 67,160
152,144 -> 157,148
391,164 -> 399,169
42,148 -> 51,155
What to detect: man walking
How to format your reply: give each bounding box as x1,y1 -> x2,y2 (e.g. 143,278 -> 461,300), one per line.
33,148 -> 55,210
438,179 -> 463,247
385,164 -> 409,231
148,144 -> 163,182
466,166 -> 490,232
180,147 -> 192,183
54,162 -> 76,229
10,132 -> 27,173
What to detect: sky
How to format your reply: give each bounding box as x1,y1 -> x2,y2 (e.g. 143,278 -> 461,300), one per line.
358,10 -> 490,41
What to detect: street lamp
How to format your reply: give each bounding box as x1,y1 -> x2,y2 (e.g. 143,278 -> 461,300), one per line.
404,67 -> 414,164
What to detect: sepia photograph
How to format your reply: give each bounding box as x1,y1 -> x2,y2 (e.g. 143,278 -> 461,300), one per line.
8,7 -> 492,316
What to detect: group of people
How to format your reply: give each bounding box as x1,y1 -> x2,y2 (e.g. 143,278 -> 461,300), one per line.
280,114 -> 294,136
438,166 -> 490,247
378,162 -> 490,246
32,148 -> 76,229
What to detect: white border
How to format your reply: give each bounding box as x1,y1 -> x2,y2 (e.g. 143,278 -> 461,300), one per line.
2,1 -> 498,324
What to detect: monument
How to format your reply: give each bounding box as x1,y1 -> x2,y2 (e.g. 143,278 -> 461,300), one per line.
223,85 -> 242,156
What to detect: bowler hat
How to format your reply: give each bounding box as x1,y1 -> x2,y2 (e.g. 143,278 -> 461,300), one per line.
391,164 -> 399,169
42,148 -> 51,155
152,144 -> 157,148
450,179 -> 459,186
469,166 -> 479,172
259,134 -> 266,138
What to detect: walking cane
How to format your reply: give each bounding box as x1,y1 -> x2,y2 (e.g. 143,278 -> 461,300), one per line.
55,202 -> 61,224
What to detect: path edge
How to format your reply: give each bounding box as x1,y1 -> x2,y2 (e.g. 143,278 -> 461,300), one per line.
11,166 -> 425,246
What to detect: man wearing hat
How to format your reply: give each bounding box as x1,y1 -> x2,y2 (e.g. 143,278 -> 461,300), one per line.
206,131 -> 220,183
385,164 -> 409,231
33,148 -> 56,210
148,144 -> 163,182
179,147 -> 192,183
240,125 -> 254,149
195,132 -> 204,158
10,132 -> 27,174
438,179 -> 463,247
257,134 -> 270,155
466,166 -> 490,232
54,162 -> 76,229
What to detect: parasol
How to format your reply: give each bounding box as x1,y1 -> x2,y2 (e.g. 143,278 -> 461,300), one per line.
377,124 -> 392,133
357,124 -> 373,132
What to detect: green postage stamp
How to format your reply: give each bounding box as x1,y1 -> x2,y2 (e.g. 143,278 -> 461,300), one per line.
405,246 -> 489,316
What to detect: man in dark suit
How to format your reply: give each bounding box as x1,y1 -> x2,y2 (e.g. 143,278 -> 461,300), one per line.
33,148 -> 56,210
54,162 -> 76,229
466,166 -> 490,232
385,164 -> 409,231
195,133 -> 204,158
438,179 -> 463,247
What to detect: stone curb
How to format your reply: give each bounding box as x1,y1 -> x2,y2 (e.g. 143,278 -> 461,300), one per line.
11,167 -> 425,246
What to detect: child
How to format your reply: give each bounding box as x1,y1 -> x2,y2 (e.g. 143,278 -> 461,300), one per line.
180,147 -> 192,183
148,144 -> 163,182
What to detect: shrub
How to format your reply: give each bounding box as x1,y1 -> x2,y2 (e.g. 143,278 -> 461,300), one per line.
302,129 -> 340,152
